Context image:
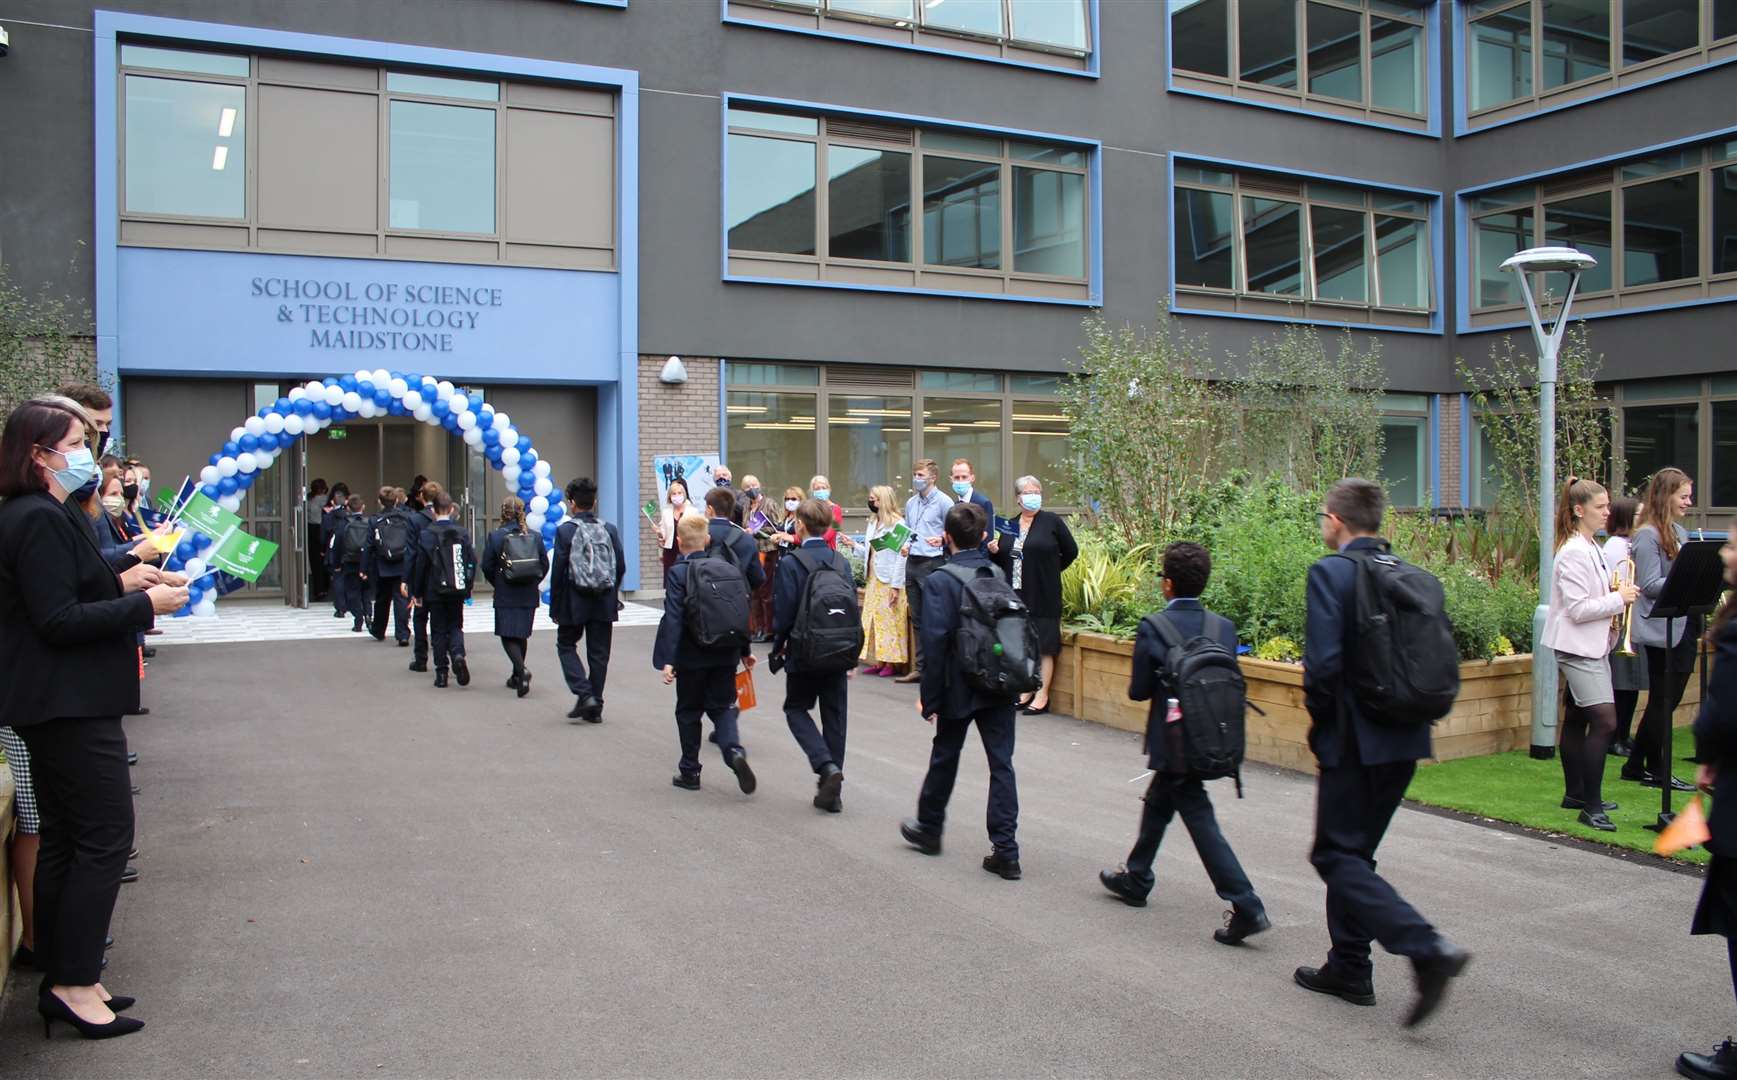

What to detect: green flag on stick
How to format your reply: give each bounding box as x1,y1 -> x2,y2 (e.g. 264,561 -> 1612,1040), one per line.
871,522 -> 912,553
179,491 -> 246,539
210,531 -> 280,583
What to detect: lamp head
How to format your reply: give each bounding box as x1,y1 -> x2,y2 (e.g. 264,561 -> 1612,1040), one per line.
1500,246 -> 1598,275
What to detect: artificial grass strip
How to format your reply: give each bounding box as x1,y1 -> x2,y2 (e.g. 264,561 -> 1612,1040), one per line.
1406,726 -> 1709,865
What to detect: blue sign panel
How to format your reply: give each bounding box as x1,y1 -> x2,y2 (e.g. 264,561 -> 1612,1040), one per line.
116,248 -> 621,384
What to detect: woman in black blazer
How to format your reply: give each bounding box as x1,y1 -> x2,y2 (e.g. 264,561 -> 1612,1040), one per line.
0,397 -> 186,1039
481,496 -> 549,698
1680,532 -> 1737,1080
993,475 -> 1079,714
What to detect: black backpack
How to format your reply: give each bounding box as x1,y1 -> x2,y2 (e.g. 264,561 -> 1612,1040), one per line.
375,511 -> 413,564
499,528 -> 543,585
1144,611 -> 1248,795
340,515 -> 371,568
1338,545 -> 1461,726
788,547 -> 864,672
684,554 -> 750,650
940,563 -> 1042,698
431,527 -> 470,599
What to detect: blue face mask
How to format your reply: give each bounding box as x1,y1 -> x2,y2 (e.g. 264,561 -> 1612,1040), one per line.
1020,493 -> 1042,512
812,490 -> 830,503
40,444 -> 97,495
912,476 -> 929,492
952,480 -> 972,497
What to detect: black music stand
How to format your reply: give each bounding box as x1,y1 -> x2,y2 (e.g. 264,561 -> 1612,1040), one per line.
1643,540 -> 1725,831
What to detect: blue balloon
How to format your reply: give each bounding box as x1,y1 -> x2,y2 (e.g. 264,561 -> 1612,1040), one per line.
357,380 -> 374,397
467,392 -> 484,412
323,377 -> 339,387
238,433 -> 259,452
432,397 -> 450,417
339,375 -> 357,391
518,437 -> 534,454
222,440 -> 240,457
373,389 -> 391,407
201,483 -> 221,499
275,397 -> 293,414
237,473 -> 255,490
388,401 -> 407,417
478,404 -> 494,423
192,531 -> 212,551
482,428 -> 500,447
257,406 -> 271,419
175,540 -> 196,562
208,452 -> 222,467
292,398 -> 313,416
218,476 -> 239,495
310,402 -> 330,420
540,589 -> 553,605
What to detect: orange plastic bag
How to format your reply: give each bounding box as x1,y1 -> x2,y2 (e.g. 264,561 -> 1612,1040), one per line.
1654,795 -> 1712,856
735,667 -> 757,712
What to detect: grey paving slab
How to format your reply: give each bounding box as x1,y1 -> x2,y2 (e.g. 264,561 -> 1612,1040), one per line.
0,630 -> 1726,1079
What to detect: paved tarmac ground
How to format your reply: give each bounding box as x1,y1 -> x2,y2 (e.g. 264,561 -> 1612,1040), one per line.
0,628 -> 1729,1079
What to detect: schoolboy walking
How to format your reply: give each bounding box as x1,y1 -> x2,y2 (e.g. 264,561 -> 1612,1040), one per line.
704,486 -> 766,592
900,502 -> 1025,879
1295,478 -> 1469,1027
408,490 -> 476,689
1099,542 -> 1269,944
653,515 -> 757,794
773,499 -> 863,813
332,493 -> 372,633
367,486 -> 414,645
407,481 -> 441,672
551,477 -> 626,723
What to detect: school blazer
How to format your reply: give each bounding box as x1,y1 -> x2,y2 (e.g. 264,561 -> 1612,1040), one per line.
0,492 -> 155,727
1540,533 -> 1624,660
549,514 -> 626,627
1693,618 -> 1737,856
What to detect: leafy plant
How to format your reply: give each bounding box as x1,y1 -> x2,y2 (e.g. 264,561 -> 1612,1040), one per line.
1059,542 -> 1158,638
1225,325 -> 1388,495
0,254 -> 98,419
1252,636 -> 1301,663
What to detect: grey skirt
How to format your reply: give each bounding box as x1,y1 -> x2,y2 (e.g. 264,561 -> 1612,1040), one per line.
1556,650 -> 1614,707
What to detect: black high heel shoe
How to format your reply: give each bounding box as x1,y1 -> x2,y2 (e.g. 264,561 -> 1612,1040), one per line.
103,995 -> 137,1013
38,990 -> 144,1039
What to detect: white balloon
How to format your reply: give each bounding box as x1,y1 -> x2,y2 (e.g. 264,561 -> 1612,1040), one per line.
217,456 -> 238,478
243,416 -> 265,436
526,513 -> 546,532
284,415 -> 306,436
354,369 -> 372,384
462,427 -> 483,446
501,464 -> 521,486
531,460 -> 551,479
532,476 -> 553,498
200,465 -> 220,486
218,494 -> 243,513
491,411 -> 512,432
322,385 -> 343,406
402,390 -> 423,410
341,391 -> 363,413
305,380 -> 325,397
193,599 -> 217,618
255,450 -> 275,469
185,556 -> 207,577
436,380 -> 455,400
414,404 -> 434,423
236,452 -> 258,474
500,447 -> 521,466
263,412 -> 285,434
371,368 -> 391,388
457,411 -> 477,430
529,495 -> 549,515
287,388 -> 305,403
389,378 -> 408,398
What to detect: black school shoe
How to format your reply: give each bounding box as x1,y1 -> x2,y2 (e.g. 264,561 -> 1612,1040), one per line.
1405,943 -> 1472,1028
1579,809 -> 1618,831
982,851 -> 1022,880
452,659 -> 470,687
1678,1039 -> 1737,1079
671,772 -> 701,791
1098,868 -> 1149,907
814,765 -> 843,812
1214,908 -> 1272,946
434,671 -> 449,688
408,660 -> 429,673
900,819 -> 942,855
1293,965 -> 1376,1006
729,752 -> 757,795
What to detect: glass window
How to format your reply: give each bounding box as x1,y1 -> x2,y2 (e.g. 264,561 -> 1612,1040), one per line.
1175,188 -> 1238,289
1373,192 -> 1427,213
1720,0 -> 1737,40
1171,0 -> 1232,77
1013,168 -> 1085,277
1625,404 -> 1699,491
1370,17 -> 1425,112
1543,191 -> 1613,292
1625,375 -> 1700,400
924,0 -> 1003,37
1383,392 -> 1430,412
1623,174 -> 1700,287
830,0 -> 916,20
121,45 -> 248,77
728,391 -> 819,492
1176,164 -> 1234,187
1011,400 -> 1071,500
1622,151 -> 1693,179
1540,0 -> 1610,89
1243,197 -> 1304,295
727,362 -> 820,386
925,130 -> 1000,156
1715,400 -> 1737,507
124,76 -> 247,219
924,398 -> 1003,501
727,108 -> 819,136
1010,0 -> 1089,50
1471,420 -> 1503,506
387,72 -> 500,102
1241,0 -> 1299,87
1381,417 -> 1428,506
1307,3 -> 1364,102
1471,9 -> 1533,110
1010,142 -> 1086,168
921,370 -> 1003,391
829,396 -> 912,505
1472,183 -> 1535,214
727,134 -> 818,256
1311,204 -> 1368,301
1715,165 -> 1737,276
1374,215 -> 1429,307
1622,0 -> 1699,65
1474,209 -> 1535,306
923,157 -> 1001,269
827,146 -> 912,262
389,101 -> 496,233
1011,374 -> 1062,394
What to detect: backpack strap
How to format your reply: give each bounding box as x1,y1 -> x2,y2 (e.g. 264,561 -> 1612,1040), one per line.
939,561 -> 990,587
1142,611 -> 1187,689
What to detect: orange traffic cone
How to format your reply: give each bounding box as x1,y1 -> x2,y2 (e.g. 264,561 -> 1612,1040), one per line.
1654,795 -> 1712,856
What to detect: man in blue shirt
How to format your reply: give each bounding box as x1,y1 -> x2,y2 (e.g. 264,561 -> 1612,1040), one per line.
1294,478 -> 1468,1028
896,458 -> 952,684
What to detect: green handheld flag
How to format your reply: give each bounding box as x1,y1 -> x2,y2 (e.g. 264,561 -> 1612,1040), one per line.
642,500 -> 659,523
211,530 -> 280,583
179,492 -> 246,540
871,522 -> 911,553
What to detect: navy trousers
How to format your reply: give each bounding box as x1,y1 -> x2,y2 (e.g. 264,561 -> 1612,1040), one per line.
916,706 -> 1019,858
370,575 -> 408,642
338,570 -> 369,622
557,621 -> 614,702
1311,753 -> 1438,978
1125,773 -> 1263,916
783,669 -> 848,773
428,599 -> 466,673
412,602 -> 430,663
674,666 -> 743,777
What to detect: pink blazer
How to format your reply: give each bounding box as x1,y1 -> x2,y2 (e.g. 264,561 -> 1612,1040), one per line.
1541,533 -> 1625,659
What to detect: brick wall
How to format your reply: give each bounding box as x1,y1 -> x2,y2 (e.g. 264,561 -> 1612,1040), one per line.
1438,393 -> 1463,508
636,355 -> 719,590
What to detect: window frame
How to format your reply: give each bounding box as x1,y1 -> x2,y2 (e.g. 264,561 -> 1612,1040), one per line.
1612,376 -> 1737,526
1169,153 -> 1440,332
723,97 -> 1098,305
1379,393 -> 1434,508
118,49 -> 252,224
1167,0 -> 1438,136
1457,0 -> 1737,134
1462,135 -> 1737,328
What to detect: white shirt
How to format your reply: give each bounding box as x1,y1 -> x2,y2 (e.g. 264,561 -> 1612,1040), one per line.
864,519 -> 908,588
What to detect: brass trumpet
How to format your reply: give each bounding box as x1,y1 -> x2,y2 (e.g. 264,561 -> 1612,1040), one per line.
1612,557 -> 1637,657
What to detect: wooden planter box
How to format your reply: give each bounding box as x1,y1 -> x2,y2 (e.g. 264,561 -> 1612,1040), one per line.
1053,631 -> 1703,772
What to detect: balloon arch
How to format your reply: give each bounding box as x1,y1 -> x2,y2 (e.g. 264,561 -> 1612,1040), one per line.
166,368 -> 562,618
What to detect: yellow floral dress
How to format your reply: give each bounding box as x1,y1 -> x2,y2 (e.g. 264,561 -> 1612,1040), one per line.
860,519 -> 909,665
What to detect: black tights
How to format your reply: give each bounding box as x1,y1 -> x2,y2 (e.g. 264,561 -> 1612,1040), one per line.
500,636 -> 527,678
1613,689 -> 1640,745
1630,644 -> 1696,778
1560,698 -> 1616,808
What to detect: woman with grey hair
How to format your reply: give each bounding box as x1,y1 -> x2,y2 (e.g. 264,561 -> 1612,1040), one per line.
993,475 -> 1078,715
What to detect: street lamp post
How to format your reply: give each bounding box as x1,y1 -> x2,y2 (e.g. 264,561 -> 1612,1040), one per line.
1500,246 -> 1598,760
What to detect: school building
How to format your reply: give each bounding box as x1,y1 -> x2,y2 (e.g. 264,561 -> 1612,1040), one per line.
1,1 -> 1732,600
